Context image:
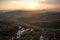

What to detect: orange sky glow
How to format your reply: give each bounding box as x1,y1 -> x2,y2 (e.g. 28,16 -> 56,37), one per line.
0,0 -> 60,11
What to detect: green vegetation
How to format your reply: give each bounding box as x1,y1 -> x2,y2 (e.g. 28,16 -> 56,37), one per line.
0,10 -> 60,40
19,24 -> 60,40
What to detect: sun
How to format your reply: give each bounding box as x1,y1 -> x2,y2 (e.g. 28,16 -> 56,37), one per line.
27,2 -> 37,9
41,0 -> 45,1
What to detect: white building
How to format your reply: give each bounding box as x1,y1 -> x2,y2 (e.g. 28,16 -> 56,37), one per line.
40,35 -> 44,40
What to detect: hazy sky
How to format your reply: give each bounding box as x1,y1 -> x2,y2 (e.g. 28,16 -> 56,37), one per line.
0,0 -> 60,10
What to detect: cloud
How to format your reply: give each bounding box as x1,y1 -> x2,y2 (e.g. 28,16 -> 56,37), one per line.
0,0 -> 60,4
46,0 -> 60,5
0,0 -> 60,10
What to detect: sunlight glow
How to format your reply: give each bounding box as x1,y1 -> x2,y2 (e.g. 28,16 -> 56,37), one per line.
41,0 -> 45,1
27,2 -> 37,9
0,0 -> 59,11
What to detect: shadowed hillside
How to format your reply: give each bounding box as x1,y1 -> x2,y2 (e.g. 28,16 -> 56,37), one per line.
24,12 -> 60,28
0,10 -> 60,40
0,10 -> 60,29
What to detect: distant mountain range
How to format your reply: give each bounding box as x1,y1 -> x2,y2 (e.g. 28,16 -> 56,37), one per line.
0,10 -> 60,29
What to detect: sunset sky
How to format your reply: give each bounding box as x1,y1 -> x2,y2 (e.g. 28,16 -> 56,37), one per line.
0,0 -> 60,11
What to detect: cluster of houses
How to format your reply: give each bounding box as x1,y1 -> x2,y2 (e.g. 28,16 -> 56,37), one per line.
0,25 -> 45,40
